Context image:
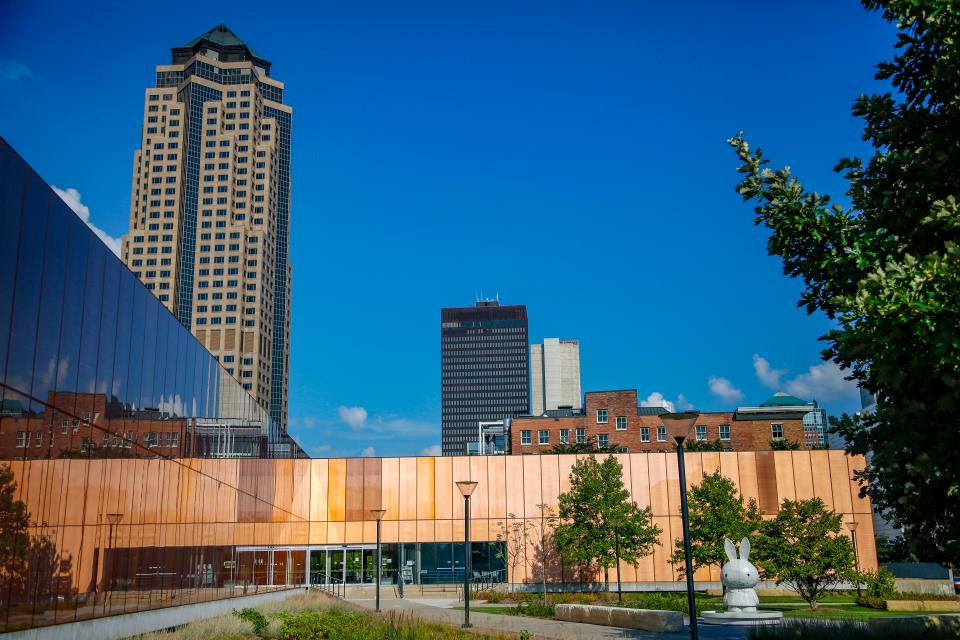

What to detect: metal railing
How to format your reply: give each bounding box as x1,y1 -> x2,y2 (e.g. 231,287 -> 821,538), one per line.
311,574 -> 345,599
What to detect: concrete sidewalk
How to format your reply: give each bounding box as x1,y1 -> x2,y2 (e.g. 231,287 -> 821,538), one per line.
346,595 -> 749,640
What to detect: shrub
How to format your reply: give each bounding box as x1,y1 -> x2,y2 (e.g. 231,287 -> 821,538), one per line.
519,632 -> 531,640
233,608 -> 268,637
625,592 -> 691,613
861,567 -> 897,599
855,595 -> 887,609
275,611 -> 326,640
513,601 -> 555,618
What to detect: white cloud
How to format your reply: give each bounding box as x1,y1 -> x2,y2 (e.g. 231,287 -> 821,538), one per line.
785,360 -> 856,401
640,391 -> 676,413
53,186 -> 121,256
302,416 -> 318,428
752,354 -> 786,389
310,445 -> 332,455
338,405 -> 368,429
419,444 -> 442,456
708,376 -> 744,403
0,60 -> 34,83
360,446 -> 376,457
675,393 -> 695,411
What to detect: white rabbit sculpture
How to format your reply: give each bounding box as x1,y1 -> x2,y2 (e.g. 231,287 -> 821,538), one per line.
721,537 -> 760,612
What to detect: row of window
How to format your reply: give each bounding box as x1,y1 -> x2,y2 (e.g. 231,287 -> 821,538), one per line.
520,423 -> 786,445
14,430 -> 180,449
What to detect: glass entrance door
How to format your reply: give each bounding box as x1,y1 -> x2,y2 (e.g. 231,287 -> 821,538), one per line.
310,550 -> 324,585
328,549 -> 345,585
345,549 -> 363,583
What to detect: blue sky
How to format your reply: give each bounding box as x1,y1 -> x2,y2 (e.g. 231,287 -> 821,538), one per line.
0,1 -> 894,457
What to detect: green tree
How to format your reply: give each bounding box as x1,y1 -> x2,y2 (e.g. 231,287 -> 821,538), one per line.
754,498 -> 856,610
770,439 -> 801,451
729,0 -> 960,561
670,472 -> 763,580
0,463 -> 31,590
683,439 -> 729,452
545,441 -> 621,455
553,455 -> 661,593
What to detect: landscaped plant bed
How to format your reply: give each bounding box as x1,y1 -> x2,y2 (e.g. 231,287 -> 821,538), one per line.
137,592 -> 511,640
883,599 -> 960,612
747,617 -> 960,640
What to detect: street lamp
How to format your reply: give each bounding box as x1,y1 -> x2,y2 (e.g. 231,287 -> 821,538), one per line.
103,513 -> 123,601
371,509 -> 386,612
847,521 -> 861,597
660,411 -> 700,640
456,480 -> 478,628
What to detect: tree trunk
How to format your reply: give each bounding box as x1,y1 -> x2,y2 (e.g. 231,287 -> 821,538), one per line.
604,566 -> 609,593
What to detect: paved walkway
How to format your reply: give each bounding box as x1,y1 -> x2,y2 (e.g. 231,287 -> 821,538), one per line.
346,595 -> 749,639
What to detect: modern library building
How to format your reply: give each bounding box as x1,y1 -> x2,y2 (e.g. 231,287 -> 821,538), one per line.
0,137 -> 877,633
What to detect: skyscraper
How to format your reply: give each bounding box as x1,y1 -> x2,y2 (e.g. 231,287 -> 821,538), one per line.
530,338 -> 582,415
122,25 -> 292,432
440,300 -> 529,456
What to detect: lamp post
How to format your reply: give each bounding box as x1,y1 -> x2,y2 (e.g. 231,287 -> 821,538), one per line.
103,513 -> 123,603
371,509 -> 386,612
660,411 -> 700,640
456,480 -> 478,629
847,521 -> 861,597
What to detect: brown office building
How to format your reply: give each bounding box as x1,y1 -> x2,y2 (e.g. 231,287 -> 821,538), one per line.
121,25 -> 293,432
510,389 -> 815,454
441,301 -> 529,456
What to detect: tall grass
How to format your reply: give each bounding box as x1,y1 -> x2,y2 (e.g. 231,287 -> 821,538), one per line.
748,616 -> 960,640
136,592 -> 510,640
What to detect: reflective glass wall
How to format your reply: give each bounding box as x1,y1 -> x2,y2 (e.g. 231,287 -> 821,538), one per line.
0,138 -> 303,631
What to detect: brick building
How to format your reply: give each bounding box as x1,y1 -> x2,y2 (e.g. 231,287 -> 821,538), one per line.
509,389 -> 813,454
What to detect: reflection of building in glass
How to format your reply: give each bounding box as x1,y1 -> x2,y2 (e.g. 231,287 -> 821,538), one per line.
441,300 -> 529,456
121,25 -> 293,434
0,137 -> 303,464
736,392 -> 828,449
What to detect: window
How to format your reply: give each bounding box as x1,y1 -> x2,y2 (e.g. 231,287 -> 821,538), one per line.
771,423 -> 784,440
695,425 -> 707,441
719,424 -> 731,441
576,428 -> 586,444
597,434 -> 609,448
538,430 -> 550,445
15,432 -> 27,448
559,429 -> 569,444
616,446 -> 629,453
615,416 -> 627,430
520,430 -> 532,446
641,427 -> 650,442
34,431 -> 42,447
596,409 -> 608,424
144,432 -> 159,448
657,426 -> 667,442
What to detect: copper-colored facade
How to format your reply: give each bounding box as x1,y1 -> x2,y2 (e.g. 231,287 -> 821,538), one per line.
1,450 -> 877,630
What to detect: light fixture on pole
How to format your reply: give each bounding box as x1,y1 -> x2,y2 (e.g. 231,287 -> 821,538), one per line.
660,411 -> 700,640
456,480 -> 478,628
371,509 -> 386,612
847,521 -> 861,597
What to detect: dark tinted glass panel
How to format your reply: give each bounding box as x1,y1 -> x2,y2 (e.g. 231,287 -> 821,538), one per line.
0,142 -> 25,372
6,170 -> 50,412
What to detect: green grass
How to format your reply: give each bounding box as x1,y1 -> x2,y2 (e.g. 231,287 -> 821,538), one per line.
767,605 -> 931,620
756,594 -> 856,604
